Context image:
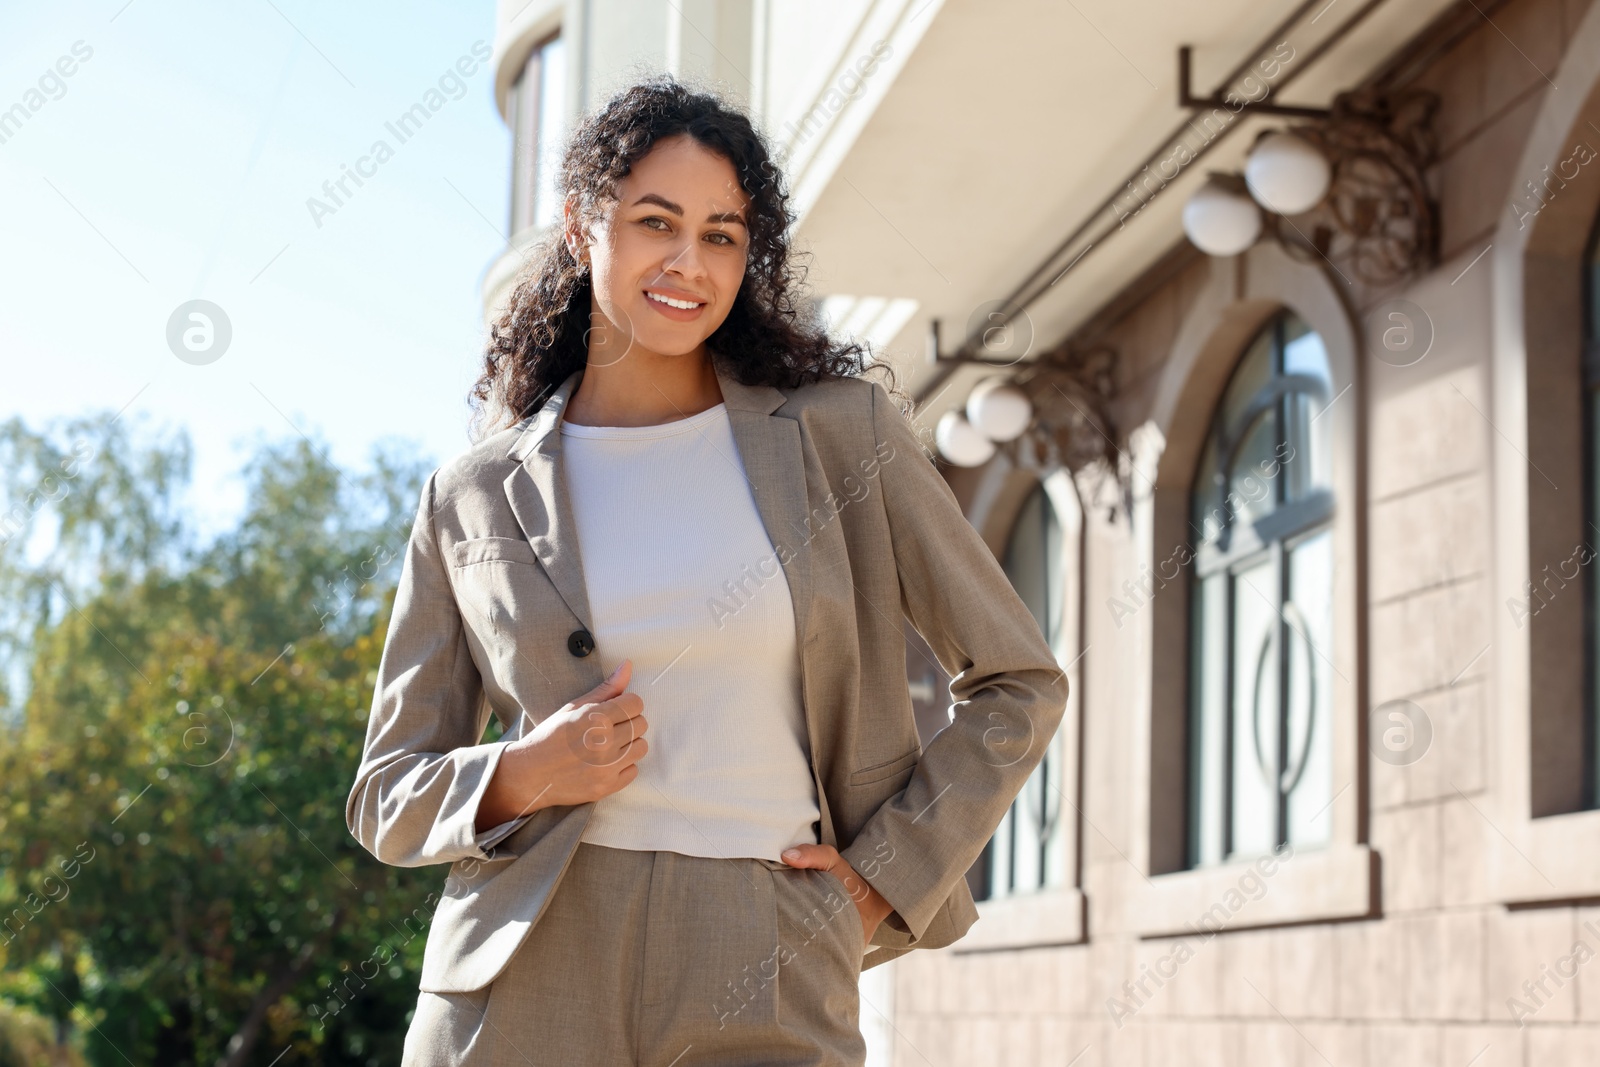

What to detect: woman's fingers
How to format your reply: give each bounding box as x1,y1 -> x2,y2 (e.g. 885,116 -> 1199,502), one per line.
612,734 -> 648,773
567,659 -> 647,733
572,657 -> 632,707
515,660 -> 651,805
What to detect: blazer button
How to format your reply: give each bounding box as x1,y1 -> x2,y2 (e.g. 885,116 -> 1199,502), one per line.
567,629 -> 595,657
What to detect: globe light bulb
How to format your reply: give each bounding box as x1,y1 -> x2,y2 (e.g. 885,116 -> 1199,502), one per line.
935,410 -> 997,466
965,379 -> 1033,441
1245,130 -> 1332,215
1182,173 -> 1262,257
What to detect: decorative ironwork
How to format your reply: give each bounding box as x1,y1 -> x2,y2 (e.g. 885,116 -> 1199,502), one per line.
987,340 -> 1131,523
1264,87 -> 1441,287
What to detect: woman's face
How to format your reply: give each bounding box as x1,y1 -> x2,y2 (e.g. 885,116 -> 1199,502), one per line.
569,134 -> 752,364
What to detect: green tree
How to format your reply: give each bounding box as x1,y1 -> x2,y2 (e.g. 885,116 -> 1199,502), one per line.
0,414 -> 456,1066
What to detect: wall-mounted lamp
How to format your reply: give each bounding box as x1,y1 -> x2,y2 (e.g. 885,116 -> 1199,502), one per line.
933,377 -> 1034,468
1177,76 -> 1440,286
1181,127 -> 1334,257
922,321 -> 1130,520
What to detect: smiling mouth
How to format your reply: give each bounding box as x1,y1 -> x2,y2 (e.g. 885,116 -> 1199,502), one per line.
644,291 -> 706,310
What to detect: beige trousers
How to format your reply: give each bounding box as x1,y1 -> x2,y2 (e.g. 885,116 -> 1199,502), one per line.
401,841 -> 867,1066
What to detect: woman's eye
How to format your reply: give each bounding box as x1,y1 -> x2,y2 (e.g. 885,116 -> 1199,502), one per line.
642,216 -> 669,231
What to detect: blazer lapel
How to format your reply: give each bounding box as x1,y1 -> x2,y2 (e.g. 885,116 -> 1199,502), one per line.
719,369 -> 815,650
501,360 -> 815,650
504,370 -> 595,633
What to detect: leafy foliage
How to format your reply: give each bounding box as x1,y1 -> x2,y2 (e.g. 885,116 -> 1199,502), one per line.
0,414 -> 451,1066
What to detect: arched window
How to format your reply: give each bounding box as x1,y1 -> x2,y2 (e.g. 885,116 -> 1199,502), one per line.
508,30 -> 566,236
1187,309 -> 1335,868
982,480 -> 1069,898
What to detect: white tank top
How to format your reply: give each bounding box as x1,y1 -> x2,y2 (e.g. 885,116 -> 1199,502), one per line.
558,400 -> 821,861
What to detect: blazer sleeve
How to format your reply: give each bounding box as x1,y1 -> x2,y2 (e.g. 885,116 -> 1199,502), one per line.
345,470 -> 521,868
837,382 -> 1071,944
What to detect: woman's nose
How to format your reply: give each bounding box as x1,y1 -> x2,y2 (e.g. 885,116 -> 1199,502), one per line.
660,237 -> 706,279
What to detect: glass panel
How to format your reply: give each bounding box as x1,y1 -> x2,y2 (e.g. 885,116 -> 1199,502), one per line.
1189,570 -> 1229,867
1230,554 -> 1279,859
1282,322 -> 1333,502
509,34 -> 564,236
1040,731 -> 1070,887
990,804 -> 1015,899
1044,492 -> 1064,646
1008,486 -> 1065,642
994,695 -> 1067,895
1010,747 -> 1046,893
1192,430 -> 1226,549
1280,312 -> 1327,381
1227,409 -> 1279,533
1193,324 -> 1275,551
1220,325 -> 1275,432
532,35 -> 567,230
1189,309 -> 1337,868
991,481 -> 1067,895
509,50 -> 541,234
1285,527 -> 1334,847
1003,486 -> 1050,639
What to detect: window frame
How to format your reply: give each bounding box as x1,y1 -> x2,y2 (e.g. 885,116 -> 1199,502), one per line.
507,28 -> 564,237
1124,244 -> 1373,939
986,479 -> 1069,900
951,462 -> 1087,952
1185,309 -> 1337,870
1484,14 -> 1600,906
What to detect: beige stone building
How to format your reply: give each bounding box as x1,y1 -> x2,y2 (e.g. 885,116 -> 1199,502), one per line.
484,0 -> 1600,1062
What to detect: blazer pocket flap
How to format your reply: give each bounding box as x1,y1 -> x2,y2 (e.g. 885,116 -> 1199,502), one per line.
850,745 -> 921,786
450,536 -> 539,569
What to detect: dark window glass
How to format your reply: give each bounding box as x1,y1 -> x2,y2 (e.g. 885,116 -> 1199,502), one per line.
983,481 -> 1068,898
1187,310 -> 1334,868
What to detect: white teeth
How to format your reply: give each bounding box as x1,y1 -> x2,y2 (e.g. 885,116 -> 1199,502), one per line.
647,291 -> 702,310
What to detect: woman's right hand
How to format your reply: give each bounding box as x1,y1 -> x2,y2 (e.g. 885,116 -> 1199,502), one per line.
473,659 -> 648,830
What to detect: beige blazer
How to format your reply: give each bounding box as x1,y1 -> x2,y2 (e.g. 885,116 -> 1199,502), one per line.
346,360 -> 1070,993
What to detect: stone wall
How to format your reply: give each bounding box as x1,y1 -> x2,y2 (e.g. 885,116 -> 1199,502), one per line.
886,0 -> 1600,1062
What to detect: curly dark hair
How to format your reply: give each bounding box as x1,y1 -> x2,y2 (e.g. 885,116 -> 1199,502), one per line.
470,73 -> 902,438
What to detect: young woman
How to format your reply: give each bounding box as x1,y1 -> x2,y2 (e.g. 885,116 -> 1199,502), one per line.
347,75 -> 1069,1066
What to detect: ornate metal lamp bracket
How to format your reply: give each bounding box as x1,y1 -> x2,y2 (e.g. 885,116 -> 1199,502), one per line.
924,318 -> 1129,521
1261,88 -> 1442,287
1175,43 -> 1442,285
1002,342 -> 1130,523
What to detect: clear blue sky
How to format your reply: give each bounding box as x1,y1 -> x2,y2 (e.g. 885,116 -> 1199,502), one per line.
0,0 -> 509,538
